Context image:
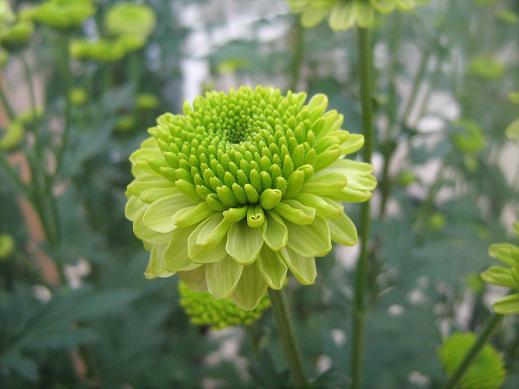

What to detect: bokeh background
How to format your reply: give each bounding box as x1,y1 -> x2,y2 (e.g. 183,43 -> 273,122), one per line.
1,0 -> 519,387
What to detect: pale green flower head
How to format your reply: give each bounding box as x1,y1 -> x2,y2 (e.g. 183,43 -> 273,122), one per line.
287,0 -> 419,31
25,0 -> 95,30
481,224 -> 519,315
0,0 -> 14,25
451,119 -> 486,154
69,87 -> 88,106
0,19 -> 33,51
115,114 -> 136,133
508,91 -> 519,105
0,234 -> 14,260
506,119 -> 519,142
469,56 -> 505,80
179,282 -> 270,329
0,122 -> 24,151
438,332 -> 505,389
16,108 -> 43,126
71,38 -> 127,63
136,94 -> 160,111
125,86 -> 376,310
104,3 -> 156,40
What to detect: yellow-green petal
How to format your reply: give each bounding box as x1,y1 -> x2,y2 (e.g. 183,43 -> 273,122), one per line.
231,263 -> 268,311
262,212 -> 288,251
257,247 -> 288,290
279,247 -> 317,285
226,220 -> 263,264
205,256 -> 244,299
143,193 -> 194,233
328,212 -> 358,246
286,216 -> 332,257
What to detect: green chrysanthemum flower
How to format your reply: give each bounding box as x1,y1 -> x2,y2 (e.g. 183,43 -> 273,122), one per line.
438,332 -> 505,389
105,3 -> 156,40
0,19 -> 33,50
71,38 -> 127,63
506,119 -> 519,142
125,86 -> 376,310
0,234 -> 14,260
287,0 -> 419,31
451,119 -> 486,154
0,122 -> 24,151
115,114 -> 136,133
69,87 -> 88,106
24,0 -> 95,30
136,93 -> 160,111
481,222 -> 519,315
179,282 -> 269,329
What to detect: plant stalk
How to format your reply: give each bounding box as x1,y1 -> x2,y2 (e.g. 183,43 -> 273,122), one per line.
289,16 -> 304,91
351,27 -> 374,389
55,34 -> 72,177
0,79 -> 15,121
443,314 -> 503,389
268,289 -> 307,388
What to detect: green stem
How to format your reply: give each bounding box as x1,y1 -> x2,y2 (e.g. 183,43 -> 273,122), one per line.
0,79 -> 15,121
378,14 -> 400,217
0,152 -> 31,198
55,34 -> 72,177
351,27 -> 374,389
402,46 -> 432,126
268,289 -> 307,388
289,16 -> 304,91
443,314 -> 503,389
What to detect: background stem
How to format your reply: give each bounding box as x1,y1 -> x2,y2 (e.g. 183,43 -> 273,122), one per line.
268,289 -> 307,388
443,314 -> 502,389
289,16 -> 304,92
351,27 -> 374,389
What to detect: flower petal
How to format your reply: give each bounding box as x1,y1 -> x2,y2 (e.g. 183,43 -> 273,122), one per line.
481,266 -> 517,289
488,243 -> 519,266
262,212 -> 288,250
205,255 -> 244,299
257,246 -> 287,290
274,199 -> 315,225
494,294 -> 519,315
231,263 -> 268,310
188,219 -> 228,263
287,216 -> 332,257
226,220 -> 263,264
144,244 -> 174,279
328,212 -> 358,246
163,226 -> 200,272
179,266 -> 207,292
143,193 -> 194,233
295,193 -> 343,218
279,247 -> 317,285
171,202 -> 215,227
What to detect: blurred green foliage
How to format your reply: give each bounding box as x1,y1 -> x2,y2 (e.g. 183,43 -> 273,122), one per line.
0,0 -> 518,388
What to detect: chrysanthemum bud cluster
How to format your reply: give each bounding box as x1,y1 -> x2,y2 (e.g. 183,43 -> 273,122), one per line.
126,86 -> 376,310
179,282 -> 270,329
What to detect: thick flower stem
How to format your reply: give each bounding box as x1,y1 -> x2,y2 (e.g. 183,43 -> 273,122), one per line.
351,27 -> 374,389
268,289 -> 307,388
443,314 -> 503,389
